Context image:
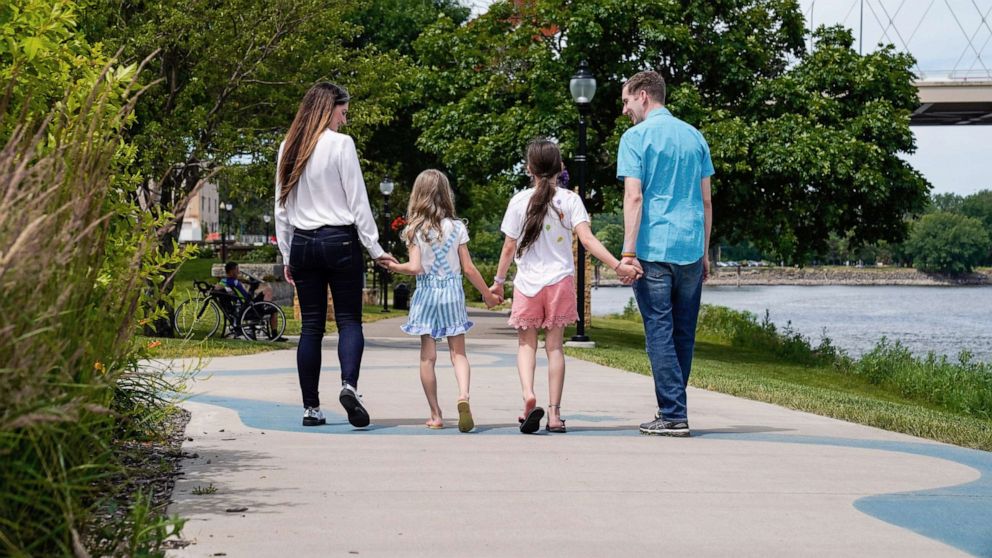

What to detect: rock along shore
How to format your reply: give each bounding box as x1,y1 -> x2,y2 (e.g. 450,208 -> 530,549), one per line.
594,266 -> 992,287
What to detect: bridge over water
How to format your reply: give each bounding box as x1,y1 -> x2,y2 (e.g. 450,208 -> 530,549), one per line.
807,0 -> 992,125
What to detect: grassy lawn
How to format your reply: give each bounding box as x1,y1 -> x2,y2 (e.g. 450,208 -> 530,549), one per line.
564,317 -> 992,451
138,335 -> 295,358
281,306 -> 407,335
173,257 -> 221,287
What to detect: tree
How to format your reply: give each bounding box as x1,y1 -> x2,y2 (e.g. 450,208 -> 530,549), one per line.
961,190 -> 992,231
412,1 -> 928,263
930,192 -> 964,213
904,212 -> 990,274
81,0 -> 418,235
0,0 -> 124,135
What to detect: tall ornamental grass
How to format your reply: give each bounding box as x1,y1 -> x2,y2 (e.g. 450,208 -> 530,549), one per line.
0,58 -> 186,555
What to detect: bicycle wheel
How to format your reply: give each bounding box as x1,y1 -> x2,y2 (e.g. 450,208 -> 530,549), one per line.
238,301 -> 286,341
173,297 -> 223,339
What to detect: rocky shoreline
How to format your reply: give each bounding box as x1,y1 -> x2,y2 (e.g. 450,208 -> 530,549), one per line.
593,266 -> 992,287
705,267 -> 992,286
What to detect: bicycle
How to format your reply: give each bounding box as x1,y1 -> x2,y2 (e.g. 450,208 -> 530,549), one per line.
173,277 -> 287,341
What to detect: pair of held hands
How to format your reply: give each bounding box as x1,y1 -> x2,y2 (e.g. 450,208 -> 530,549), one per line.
285,253 -> 401,286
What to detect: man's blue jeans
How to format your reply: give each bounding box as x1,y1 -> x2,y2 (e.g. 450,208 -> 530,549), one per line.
632,258 -> 704,421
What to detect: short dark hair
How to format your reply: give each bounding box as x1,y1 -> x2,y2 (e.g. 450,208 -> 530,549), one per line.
224,261 -> 239,274
624,71 -> 666,105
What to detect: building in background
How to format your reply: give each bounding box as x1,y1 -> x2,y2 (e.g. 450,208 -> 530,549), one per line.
178,181 -> 219,242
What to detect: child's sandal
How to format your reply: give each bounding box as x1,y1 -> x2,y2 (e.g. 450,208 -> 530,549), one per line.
545,404 -> 567,433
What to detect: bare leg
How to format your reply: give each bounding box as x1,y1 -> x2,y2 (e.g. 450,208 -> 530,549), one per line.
544,326 -> 566,429
447,334 -> 471,401
419,336 -> 442,427
517,327 -> 539,420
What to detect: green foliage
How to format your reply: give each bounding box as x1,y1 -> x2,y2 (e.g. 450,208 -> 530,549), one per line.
0,0 -> 123,131
929,192 -> 964,214
412,2 -> 928,262
81,0 -> 420,234
852,340 -> 992,420
696,305 -> 843,367
0,32 -> 190,556
594,223 -> 624,263
960,190 -> 992,231
463,262 -> 514,302
242,244 -> 279,263
620,296 -> 641,322
904,212 -> 991,274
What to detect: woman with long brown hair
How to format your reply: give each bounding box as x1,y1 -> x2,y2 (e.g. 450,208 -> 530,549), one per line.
275,82 -> 396,428
491,139 -> 641,434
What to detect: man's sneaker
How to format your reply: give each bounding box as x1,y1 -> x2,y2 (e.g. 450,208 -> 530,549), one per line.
339,384 -> 370,428
302,407 -> 326,427
639,417 -> 690,437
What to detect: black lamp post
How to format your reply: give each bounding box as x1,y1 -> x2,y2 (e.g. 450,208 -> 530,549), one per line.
569,60 -> 596,344
379,177 -> 395,312
263,213 -> 272,245
220,202 -> 233,261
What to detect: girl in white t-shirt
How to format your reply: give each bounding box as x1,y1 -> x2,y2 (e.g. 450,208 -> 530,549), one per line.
491,139 -> 640,434
387,170 -> 501,432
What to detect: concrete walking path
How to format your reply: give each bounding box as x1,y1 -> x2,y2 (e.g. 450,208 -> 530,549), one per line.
166,309 -> 992,557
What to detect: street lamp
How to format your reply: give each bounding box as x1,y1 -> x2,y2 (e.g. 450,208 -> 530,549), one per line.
379,177 -> 395,312
263,213 -> 272,245
569,60 -> 596,345
221,202 -> 234,261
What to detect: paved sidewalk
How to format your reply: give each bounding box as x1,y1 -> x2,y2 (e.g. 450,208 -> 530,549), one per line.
166,310 -> 992,557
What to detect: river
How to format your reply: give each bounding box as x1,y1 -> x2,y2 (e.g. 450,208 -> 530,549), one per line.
590,285 -> 992,362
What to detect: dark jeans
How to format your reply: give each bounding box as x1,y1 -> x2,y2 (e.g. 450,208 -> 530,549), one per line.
632,258 -> 704,421
290,225 -> 365,409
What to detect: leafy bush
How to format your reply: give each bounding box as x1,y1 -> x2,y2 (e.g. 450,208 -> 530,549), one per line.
242,244 -> 279,262
904,212 -> 991,274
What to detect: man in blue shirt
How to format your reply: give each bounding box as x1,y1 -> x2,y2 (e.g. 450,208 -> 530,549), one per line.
616,70 -> 714,437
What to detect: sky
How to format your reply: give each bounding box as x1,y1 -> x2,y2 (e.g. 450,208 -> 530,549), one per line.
466,0 -> 992,196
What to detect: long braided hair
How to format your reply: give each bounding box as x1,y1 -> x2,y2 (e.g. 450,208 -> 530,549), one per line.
516,138 -> 564,257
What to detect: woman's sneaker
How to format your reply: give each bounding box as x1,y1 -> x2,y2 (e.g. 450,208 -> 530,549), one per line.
302,407 -> 326,426
639,417 -> 690,437
339,384 -> 370,427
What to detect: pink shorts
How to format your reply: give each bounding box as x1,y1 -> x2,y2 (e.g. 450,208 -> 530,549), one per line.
508,276 -> 579,330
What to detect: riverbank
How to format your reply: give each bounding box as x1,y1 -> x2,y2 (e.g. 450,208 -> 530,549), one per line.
564,312 -> 992,451
592,265 -> 992,286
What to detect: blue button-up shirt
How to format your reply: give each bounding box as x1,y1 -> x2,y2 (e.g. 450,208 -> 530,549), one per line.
616,107 -> 714,264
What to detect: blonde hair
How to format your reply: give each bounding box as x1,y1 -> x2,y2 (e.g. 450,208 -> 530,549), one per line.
277,82 -> 350,206
403,169 -> 457,245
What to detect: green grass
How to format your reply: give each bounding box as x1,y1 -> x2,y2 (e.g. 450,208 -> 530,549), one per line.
281,306 -> 407,335
565,316 -> 992,451
139,336 -> 296,358
173,257 -> 221,287
143,306 -> 407,359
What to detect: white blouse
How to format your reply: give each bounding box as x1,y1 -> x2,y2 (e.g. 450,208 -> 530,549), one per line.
275,130 -> 384,263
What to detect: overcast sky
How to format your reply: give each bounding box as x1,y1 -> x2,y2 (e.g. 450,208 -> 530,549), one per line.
466,0 -> 992,196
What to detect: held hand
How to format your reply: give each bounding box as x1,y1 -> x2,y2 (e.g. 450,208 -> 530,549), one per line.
483,291 -> 501,309
620,256 -> 643,275
489,282 -> 504,297
284,265 -> 295,286
376,253 -> 397,268
616,262 -> 641,285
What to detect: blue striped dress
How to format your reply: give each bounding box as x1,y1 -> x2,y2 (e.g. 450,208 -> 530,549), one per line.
400,221 -> 474,339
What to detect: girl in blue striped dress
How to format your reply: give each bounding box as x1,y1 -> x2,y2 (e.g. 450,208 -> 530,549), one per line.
385,170 -> 501,432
